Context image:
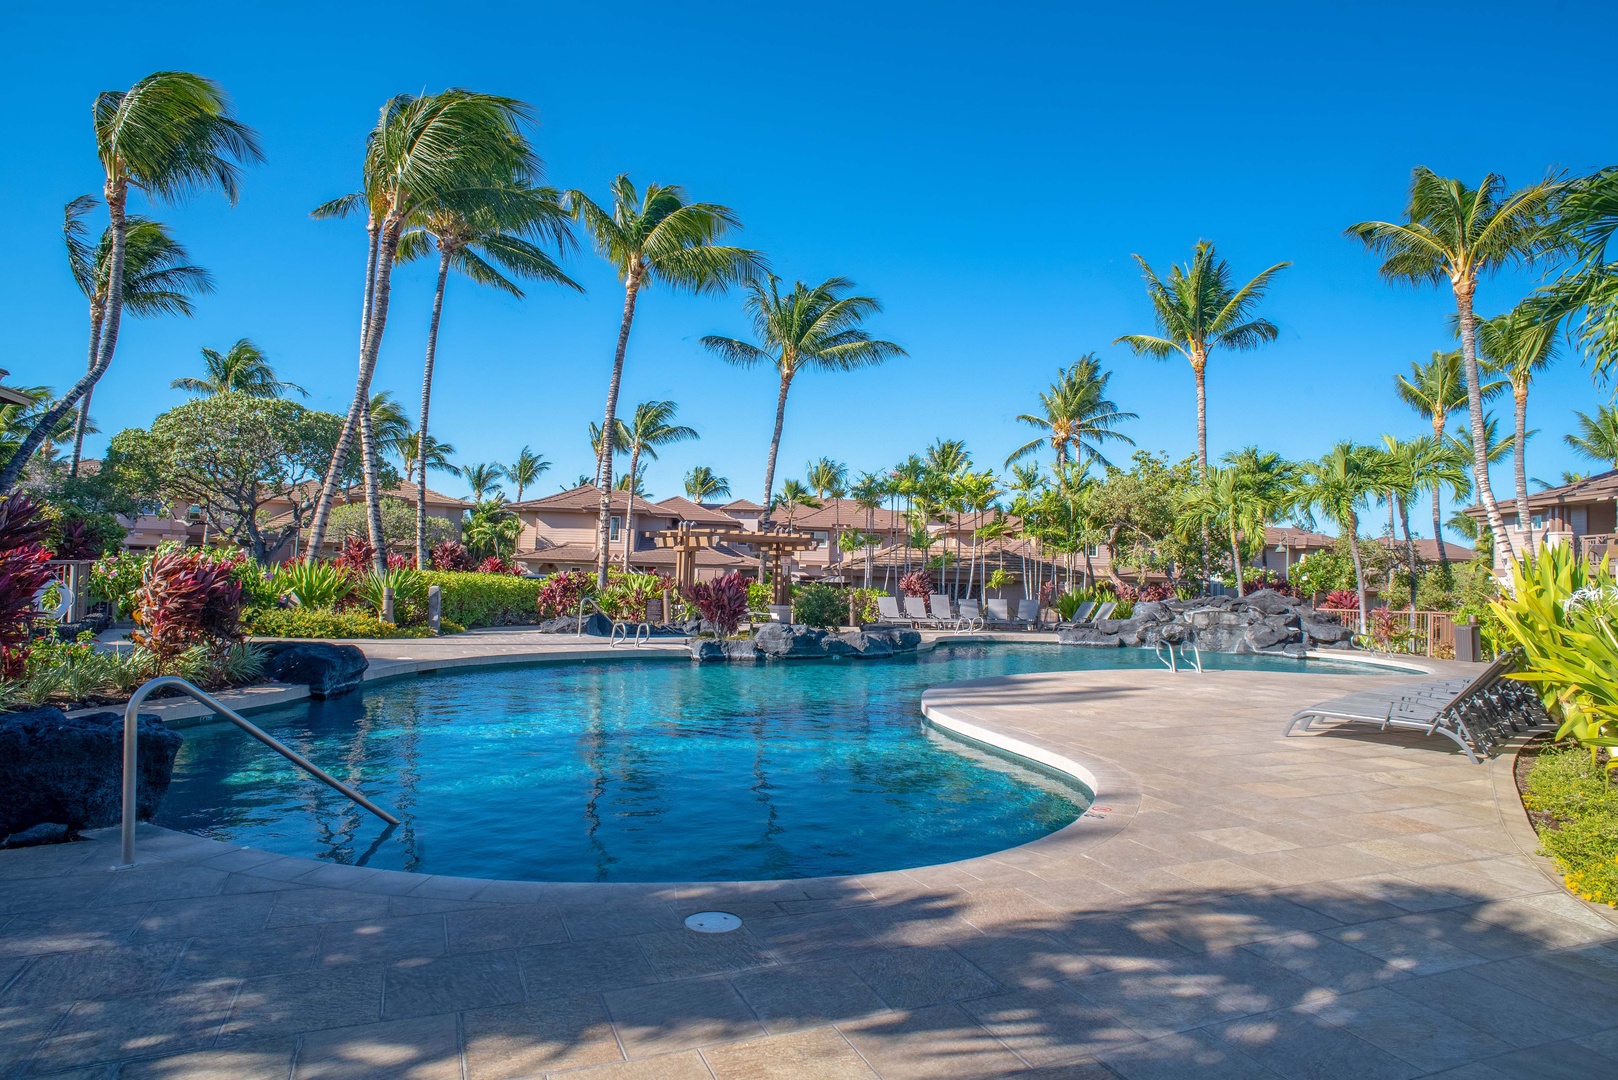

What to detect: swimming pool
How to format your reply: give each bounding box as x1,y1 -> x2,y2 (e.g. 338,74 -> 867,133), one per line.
156,643 -> 1366,881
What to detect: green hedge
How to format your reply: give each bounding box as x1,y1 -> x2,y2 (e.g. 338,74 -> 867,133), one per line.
417,571 -> 542,629
242,607 -> 461,640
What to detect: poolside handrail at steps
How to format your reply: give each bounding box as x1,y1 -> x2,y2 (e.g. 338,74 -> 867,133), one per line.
1153,636 -> 1203,673
117,675 -> 400,870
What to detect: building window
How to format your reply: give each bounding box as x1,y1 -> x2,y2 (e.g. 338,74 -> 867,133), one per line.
813,531 -> 829,548
609,516 -> 621,541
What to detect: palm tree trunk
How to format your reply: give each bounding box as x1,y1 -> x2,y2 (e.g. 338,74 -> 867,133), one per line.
68,302 -> 106,477
1430,485 -> 1450,580
621,446 -> 642,570
0,186 -> 129,495
416,249 -> 451,568
1454,286 -> 1516,564
1513,380 -> 1532,557
1347,511 -> 1368,634
307,220 -> 382,561
760,371 -> 792,525
1229,526 -> 1245,595
595,267 -> 642,588
1399,497 -> 1418,610
358,221 -> 406,576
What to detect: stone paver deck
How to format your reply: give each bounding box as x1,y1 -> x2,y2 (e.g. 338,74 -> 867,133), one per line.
6,654 -> 1618,1079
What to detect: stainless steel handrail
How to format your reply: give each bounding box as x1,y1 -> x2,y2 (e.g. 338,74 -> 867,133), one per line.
117,676 -> 400,869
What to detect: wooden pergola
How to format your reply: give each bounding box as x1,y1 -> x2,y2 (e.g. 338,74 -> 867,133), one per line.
653,524 -> 817,604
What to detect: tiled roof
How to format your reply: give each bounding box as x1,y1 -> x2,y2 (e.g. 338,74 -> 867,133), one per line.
513,541 -> 752,569
719,498 -> 765,512
508,484 -> 661,515
791,499 -> 907,531
654,496 -> 741,526
1264,526 -> 1336,548
1462,469 -> 1618,516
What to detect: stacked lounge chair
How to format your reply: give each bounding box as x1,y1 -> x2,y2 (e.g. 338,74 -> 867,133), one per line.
1283,651 -> 1547,763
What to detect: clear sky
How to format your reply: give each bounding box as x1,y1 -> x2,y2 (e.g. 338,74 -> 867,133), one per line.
7,0 -> 1615,537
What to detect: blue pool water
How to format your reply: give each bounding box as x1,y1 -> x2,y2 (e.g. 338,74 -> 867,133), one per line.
156,644 -> 1365,881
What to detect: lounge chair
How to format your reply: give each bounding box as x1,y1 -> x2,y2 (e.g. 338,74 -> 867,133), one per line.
1062,601 -> 1096,627
876,595 -> 913,625
929,594 -> 967,631
1282,651 -> 1546,763
957,598 -> 986,631
1091,600 -> 1118,623
1015,599 -> 1042,628
984,599 -> 1015,628
903,596 -> 932,623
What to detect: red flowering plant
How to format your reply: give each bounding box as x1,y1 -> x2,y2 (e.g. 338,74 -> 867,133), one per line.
536,568 -> 594,619
130,548 -> 246,673
333,536 -> 375,577
0,495 -> 58,677
899,570 -> 933,599
476,555 -> 525,576
684,571 -> 749,638
429,540 -> 474,571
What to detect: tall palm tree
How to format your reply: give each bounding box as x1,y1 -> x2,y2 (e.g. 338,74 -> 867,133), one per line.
1479,305 -> 1562,547
617,401 -> 698,567
1347,168 -> 1561,563
171,338 -> 304,398
850,470 -> 887,588
1567,405 -> 1618,468
367,392 -> 412,462
306,90 -> 538,571
1378,435 -> 1428,607
463,462 -> 506,502
2,71 -> 260,494
703,275 -> 903,532
805,458 -> 849,500
62,196 -> 211,475
683,466 -> 731,501
398,430 -> 459,486
505,446 -> 549,502
1114,242 -> 1289,471
1395,349 -> 1503,443
1005,355 -> 1137,468
398,183 -> 578,564
1300,442 -> 1388,633
1532,166 -> 1618,380
566,176 -> 763,585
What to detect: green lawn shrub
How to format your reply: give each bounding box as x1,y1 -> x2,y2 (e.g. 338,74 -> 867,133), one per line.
1523,741 -> 1618,907
417,571 -> 541,628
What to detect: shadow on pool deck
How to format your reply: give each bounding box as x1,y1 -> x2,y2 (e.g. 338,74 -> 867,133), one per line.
3,826 -> 1618,1080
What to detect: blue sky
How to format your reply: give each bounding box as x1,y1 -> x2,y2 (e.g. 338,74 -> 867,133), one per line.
6,0 -> 1615,537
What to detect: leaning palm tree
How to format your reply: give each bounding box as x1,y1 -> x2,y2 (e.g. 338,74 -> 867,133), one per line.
616,401 -> 698,567
1114,242 -> 1289,472
306,89 -> 538,571
1299,443 -> 1388,633
683,466 -> 730,501
1005,354 -> 1137,469
1567,405 -> 1618,468
172,338 -> 304,398
1347,168 -> 1562,563
398,182 -> 578,564
1480,304 -> 1561,547
1,71 -> 260,494
463,462 -> 506,502
703,275 -> 903,528
566,175 -> 764,585
62,196 -> 211,474
504,446 -> 549,502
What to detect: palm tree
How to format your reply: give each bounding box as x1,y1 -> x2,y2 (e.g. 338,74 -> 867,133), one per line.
1114,242 -> 1289,471
850,470 -> 887,588
463,462 -> 506,502
398,183 -> 578,565
1378,436 -> 1427,608
703,275 -> 903,530
805,458 -> 848,500
1005,355 -> 1137,468
566,176 -> 763,585
62,196 -> 211,475
1,71 -> 260,495
683,466 -> 731,501
1479,304 -> 1561,548
1532,166 -> 1618,379
398,430 -> 459,486
367,392 -> 412,462
1567,405 -> 1618,468
306,90 -> 537,571
773,481 -> 821,529
1347,168 -> 1561,563
617,401 -> 698,568
505,446 -> 549,502
1300,442 -> 1388,633
1180,449 -> 1298,595
1395,350 -> 1503,442
171,338 -> 304,398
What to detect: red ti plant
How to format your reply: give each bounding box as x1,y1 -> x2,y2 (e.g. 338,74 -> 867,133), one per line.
429,540 -> 474,571
1319,589 -> 1359,612
476,555 -> 524,576
0,495 -> 57,677
899,570 -> 933,599
334,536 -> 374,577
131,549 -> 245,672
684,571 -> 749,637
536,568 -> 593,619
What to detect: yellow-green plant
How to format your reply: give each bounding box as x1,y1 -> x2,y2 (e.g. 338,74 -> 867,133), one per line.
1492,545 -> 1618,770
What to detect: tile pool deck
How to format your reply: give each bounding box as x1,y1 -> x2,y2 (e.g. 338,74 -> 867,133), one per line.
7,640 -> 1618,1079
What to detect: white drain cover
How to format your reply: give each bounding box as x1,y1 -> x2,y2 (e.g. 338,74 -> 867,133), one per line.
685,911 -> 742,933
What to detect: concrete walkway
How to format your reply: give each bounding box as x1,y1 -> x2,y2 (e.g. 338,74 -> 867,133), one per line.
6,657 -> 1618,1079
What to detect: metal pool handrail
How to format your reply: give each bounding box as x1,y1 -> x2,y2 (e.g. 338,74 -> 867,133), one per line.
1154,636 -> 1204,673
117,676 -> 400,869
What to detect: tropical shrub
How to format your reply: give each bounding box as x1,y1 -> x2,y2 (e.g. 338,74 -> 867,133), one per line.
242,606 -> 435,639
326,496 -> 457,551
1112,583 -> 1139,602
274,560 -> 354,609
850,588 -> 883,625
986,569 -> 1012,597
430,540 -> 474,571
535,568 -> 594,620
418,570 -> 542,628
333,536 -> 375,577
684,571 -> 749,637
90,550 -> 149,614
599,571 -> 668,622
1053,591 -> 1085,621
1319,589 -> 1359,611
0,495 -> 59,676
747,580 -> 771,611
356,568 -> 428,621
1523,742 -> 1618,906
793,582 -> 847,629
130,548 -> 246,672
1112,600 -> 1136,619
476,555 -> 524,576
899,570 -> 933,598
7,632 -> 267,705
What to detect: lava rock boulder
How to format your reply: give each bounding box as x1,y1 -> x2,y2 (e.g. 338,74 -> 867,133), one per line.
260,641 -> 369,699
